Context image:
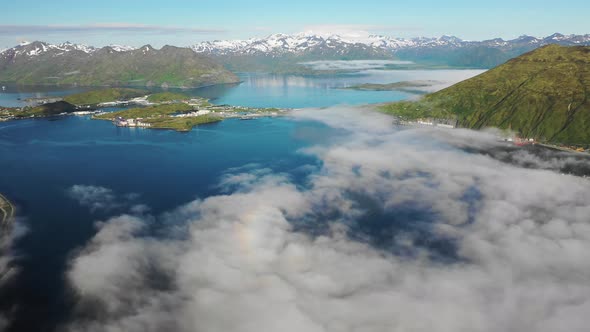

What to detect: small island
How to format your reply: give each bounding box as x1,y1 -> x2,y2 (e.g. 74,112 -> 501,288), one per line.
0,88 -> 286,132
343,80 -> 441,92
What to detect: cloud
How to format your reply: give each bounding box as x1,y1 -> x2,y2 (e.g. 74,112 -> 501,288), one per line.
65,106 -> 590,332
67,185 -> 140,213
0,24 -> 226,36
0,217 -> 27,329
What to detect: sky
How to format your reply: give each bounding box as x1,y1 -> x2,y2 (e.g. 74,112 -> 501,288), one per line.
0,0 -> 589,48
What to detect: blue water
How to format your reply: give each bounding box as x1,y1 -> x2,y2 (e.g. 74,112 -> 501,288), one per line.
193,70 -> 484,108
0,115 -> 327,331
196,73 -> 412,108
0,85 -> 92,107
0,70 -> 484,331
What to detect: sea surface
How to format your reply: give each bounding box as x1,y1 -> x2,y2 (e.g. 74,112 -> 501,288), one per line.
0,70 -> 485,330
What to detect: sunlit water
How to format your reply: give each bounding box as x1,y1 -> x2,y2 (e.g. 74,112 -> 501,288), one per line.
0,69 -> 487,330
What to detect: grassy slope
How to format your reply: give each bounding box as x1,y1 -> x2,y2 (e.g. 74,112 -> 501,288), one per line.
64,88 -> 148,105
17,101 -> 78,117
145,116 -> 222,131
93,103 -> 220,131
381,45 -> 590,144
146,92 -> 189,103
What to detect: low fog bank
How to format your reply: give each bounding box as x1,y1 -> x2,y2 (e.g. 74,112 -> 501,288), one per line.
0,219 -> 27,330
299,60 -> 415,71
38,107 -> 590,331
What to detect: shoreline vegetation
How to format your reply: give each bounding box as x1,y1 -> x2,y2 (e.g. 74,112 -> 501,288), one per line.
0,88 -> 287,132
0,193 -> 15,229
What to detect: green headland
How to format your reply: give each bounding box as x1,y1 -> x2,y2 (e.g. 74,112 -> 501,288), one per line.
381,45 -> 590,146
63,88 -> 148,106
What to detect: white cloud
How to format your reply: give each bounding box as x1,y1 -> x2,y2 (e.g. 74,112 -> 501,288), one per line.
67,185 -> 140,213
0,218 -> 27,328
299,60 -> 414,71
66,106 -> 590,332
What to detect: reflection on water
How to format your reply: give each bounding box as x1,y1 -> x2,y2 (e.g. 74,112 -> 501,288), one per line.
0,70 -> 485,109
193,70 -> 485,108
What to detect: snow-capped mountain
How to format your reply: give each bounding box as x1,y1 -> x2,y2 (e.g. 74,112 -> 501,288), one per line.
0,41 -> 136,59
191,32 -> 590,56
191,33 -> 392,57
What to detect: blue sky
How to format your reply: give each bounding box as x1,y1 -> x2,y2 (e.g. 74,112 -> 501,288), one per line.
0,0 -> 588,48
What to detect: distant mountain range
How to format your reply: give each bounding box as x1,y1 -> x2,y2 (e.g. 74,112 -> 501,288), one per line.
1,33 -> 589,86
191,32 -> 590,70
0,41 -> 238,88
382,44 -> 590,144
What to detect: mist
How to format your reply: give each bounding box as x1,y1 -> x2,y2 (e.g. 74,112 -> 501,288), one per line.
63,106 -> 590,332
299,60 -> 414,71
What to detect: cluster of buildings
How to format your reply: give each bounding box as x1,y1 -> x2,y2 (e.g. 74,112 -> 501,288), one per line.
113,117 -> 151,127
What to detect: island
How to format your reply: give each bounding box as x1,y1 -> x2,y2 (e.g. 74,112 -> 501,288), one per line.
0,88 -> 286,132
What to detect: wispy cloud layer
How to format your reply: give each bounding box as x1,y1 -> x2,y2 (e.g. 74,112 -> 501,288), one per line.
67,185 -> 142,213
65,107 -> 590,331
0,24 -> 226,35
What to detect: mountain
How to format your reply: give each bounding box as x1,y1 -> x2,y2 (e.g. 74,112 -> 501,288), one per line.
382,45 -> 590,145
0,41 -> 239,88
192,33 -> 395,57
192,33 -> 590,71
393,33 -> 590,68
192,33 -> 396,74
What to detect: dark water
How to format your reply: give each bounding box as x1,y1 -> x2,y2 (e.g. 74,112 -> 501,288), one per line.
0,115 -> 326,331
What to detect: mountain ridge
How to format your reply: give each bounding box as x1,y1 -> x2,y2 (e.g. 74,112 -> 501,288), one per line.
191,32 -> 590,56
188,32 -> 590,71
0,42 -> 238,88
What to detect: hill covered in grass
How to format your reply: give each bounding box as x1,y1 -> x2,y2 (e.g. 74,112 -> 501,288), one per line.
64,88 -> 148,105
146,92 -> 190,103
0,42 -> 239,88
381,45 -> 590,144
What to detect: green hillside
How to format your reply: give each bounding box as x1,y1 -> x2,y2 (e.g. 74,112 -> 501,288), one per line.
146,92 -> 189,103
382,45 -> 590,145
0,43 -> 239,88
64,88 -> 148,105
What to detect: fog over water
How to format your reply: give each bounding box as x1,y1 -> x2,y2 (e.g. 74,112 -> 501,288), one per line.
0,65 -> 589,331
29,107 -> 588,332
